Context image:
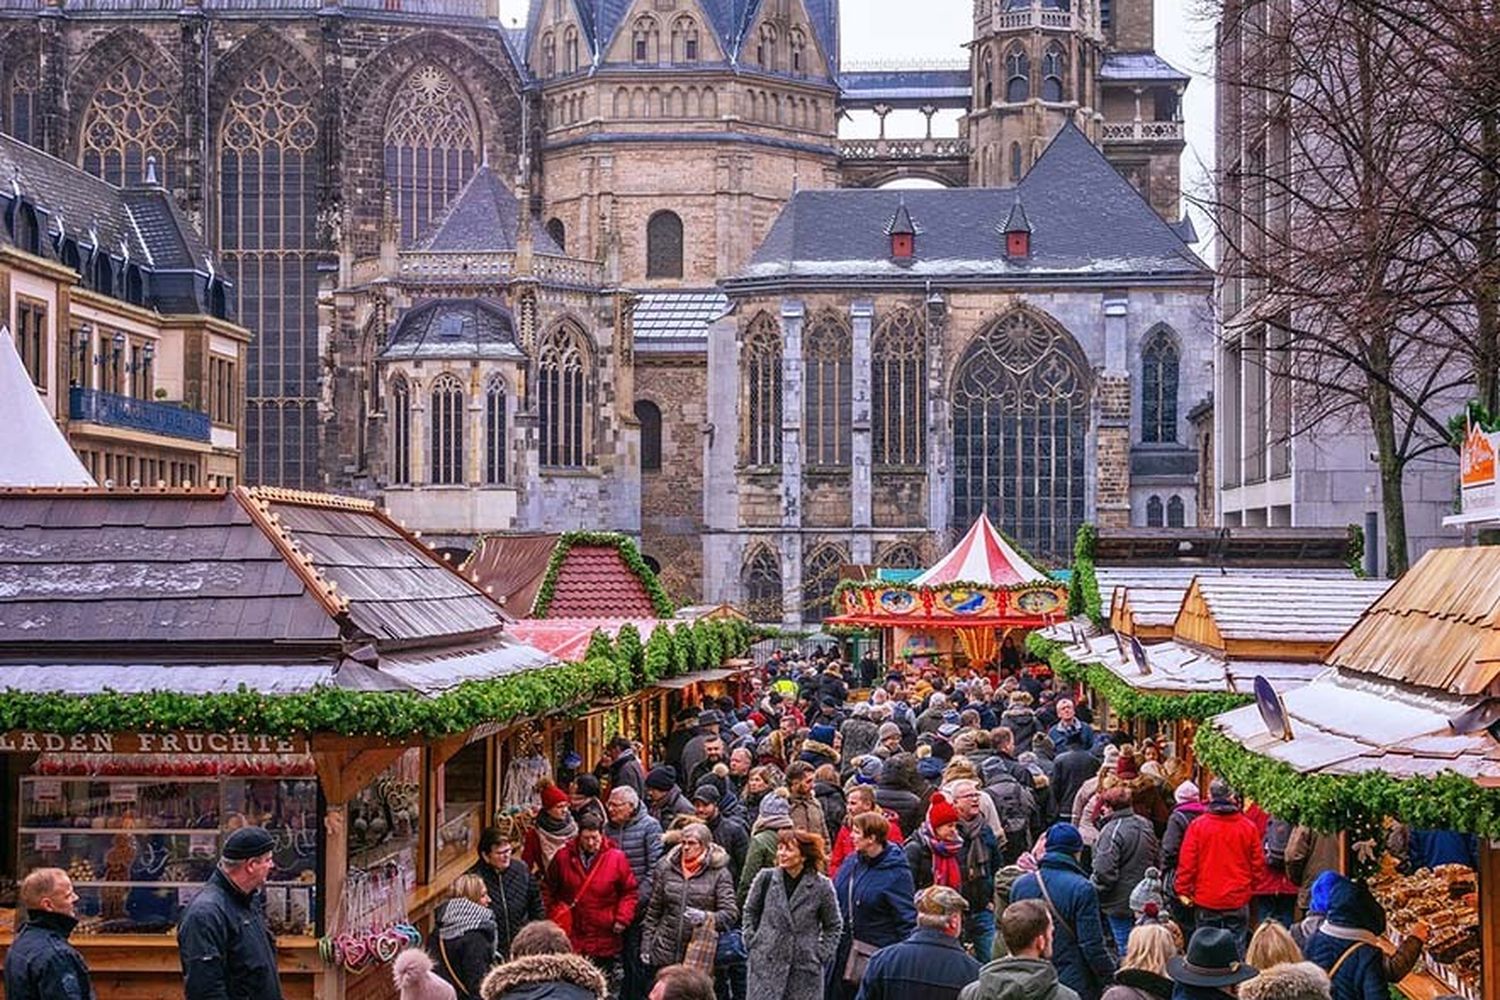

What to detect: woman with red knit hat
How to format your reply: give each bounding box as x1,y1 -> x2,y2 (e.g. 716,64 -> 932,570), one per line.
523,780 -> 578,876
902,792 -> 965,892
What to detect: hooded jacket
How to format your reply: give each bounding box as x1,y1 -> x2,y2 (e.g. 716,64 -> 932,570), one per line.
3,910 -> 93,1000
649,786 -> 696,827
1303,881 -> 1395,1000
1009,852 -> 1115,1000
1160,802 -> 1207,883
739,809 -> 795,905
604,802 -> 664,907
815,779 -> 848,839
479,953 -> 607,1000
841,717 -> 882,765
543,838 -> 639,959
1000,708 -> 1041,753
1175,800 -> 1265,912
641,843 -> 739,968
959,955 -> 1082,1000
1237,963 -> 1331,1000
831,841 -> 918,950
608,748 -> 646,798
875,756 -> 927,835
466,857 -> 544,959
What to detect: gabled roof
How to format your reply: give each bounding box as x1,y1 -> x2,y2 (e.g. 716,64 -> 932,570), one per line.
545,543 -> 661,617
413,165 -> 563,255
1173,576 -> 1392,662
465,531 -> 671,619
1099,52 -> 1191,84
0,329 -> 94,488
731,123 -> 1209,286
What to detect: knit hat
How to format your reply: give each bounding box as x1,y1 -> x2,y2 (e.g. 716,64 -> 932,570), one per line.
691,784 -> 722,806
574,774 -> 601,798
1308,871 -> 1342,915
1102,745 -> 1121,770
731,721 -> 754,740
853,755 -> 883,785
1129,866 -> 1165,914
927,792 -> 960,829
758,791 -> 791,820
809,724 -> 837,746
877,722 -> 902,743
646,766 -> 677,791
539,780 -> 569,810
1045,822 -> 1084,855
917,756 -> 946,781
222,825 -> 275,861
1174,780 -> 1200,805
1116,755 -> 1141,780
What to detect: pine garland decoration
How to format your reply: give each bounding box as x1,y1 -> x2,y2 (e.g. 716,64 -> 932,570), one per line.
1027,632 -> 1252,722
531,531 -> 675,618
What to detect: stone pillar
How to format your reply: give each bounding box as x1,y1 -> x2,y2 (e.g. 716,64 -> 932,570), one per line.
925,289 -> 951,545
780,300 -> 805,627
467,368 -> 484,486
410,384 -> 427,488
850,300 -> 874,563
702,314 -> 743,603
1096,293 -> 1132,527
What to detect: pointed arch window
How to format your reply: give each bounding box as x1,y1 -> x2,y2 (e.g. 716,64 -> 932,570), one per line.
1141,326 -> 1180,443
803,545 -> 845,623
3,57 -> 39,146
1167,495 -> 1185,527
80,58 -> 177,187
391,375 -> 412,485
1010,142 -> 1023,182
646,210 -> 683,279
672,17 -> 700,62
384,63 -> 481,245
758,24 -> 779,71
1005,45 -> 1030,103
1146,495 -> 1164,526
743,312 -> 782,466
805,312 -> 852,467
430,374 -> 465,485
1042,44 -> 1067,102
485,376 -> 507,484
980,50 -> 994,108
564,27 -> 580,73
635,399 -> 662,472
542,33 -> 556,76
743,546 -> 783,623
633,16 -> 658,63
872,306 -> 925,466
539,321 -> 592,468
879,543 -> 922,570
545,217 -> 567,252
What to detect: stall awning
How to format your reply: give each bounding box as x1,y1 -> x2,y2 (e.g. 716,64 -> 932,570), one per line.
914,513 -> 1046,587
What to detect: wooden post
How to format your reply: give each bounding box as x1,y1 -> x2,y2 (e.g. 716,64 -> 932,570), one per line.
320,803 -> 348,999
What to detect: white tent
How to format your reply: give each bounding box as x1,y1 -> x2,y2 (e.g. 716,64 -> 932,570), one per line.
0,326 -> 95,487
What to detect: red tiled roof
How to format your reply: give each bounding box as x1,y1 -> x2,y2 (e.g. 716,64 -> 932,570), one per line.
547,545 -> 660,618
507,618 -> 668,662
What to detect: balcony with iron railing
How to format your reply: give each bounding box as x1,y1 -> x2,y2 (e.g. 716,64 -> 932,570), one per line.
838,136 -> 971,161
69,388 -> 212,443
1100,120 -> 1185,144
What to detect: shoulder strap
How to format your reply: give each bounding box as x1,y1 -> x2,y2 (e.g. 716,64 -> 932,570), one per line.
1034,872 -> 1077,942
438,936 -> 474,1000
1328,941 -> 1363,978
570,850 -> 605,904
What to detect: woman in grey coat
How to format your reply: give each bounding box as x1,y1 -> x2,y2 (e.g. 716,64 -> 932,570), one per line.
641,823 -> 739,969
744,829 -> 842,1000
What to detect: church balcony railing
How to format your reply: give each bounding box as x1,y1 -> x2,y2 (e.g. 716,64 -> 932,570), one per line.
838,136 -> 970,161
398,250 -> 605,287
532,253 -> 605,287
69,388 -> 212,443
1101,120 -> 1184,143
989,4 -> 1084,32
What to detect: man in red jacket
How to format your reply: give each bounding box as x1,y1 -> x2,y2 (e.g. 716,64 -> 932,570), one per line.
1174,779 -> 1264,959
545,815 -> 640,990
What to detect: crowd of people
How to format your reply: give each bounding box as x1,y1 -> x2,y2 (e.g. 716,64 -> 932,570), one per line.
3,646 -> 1473,1000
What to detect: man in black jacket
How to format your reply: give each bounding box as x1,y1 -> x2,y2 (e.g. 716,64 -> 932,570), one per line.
693,785 -> 749,882
467,825 -> 544,959
177,826 -> 284,1000
3,868 -> 93,1000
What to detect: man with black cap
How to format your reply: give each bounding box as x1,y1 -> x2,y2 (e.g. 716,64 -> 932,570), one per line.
692,784 -> 748,882
1166,927 -> 1257,999
178,825 -> 283,1000
645,765 -> 695,825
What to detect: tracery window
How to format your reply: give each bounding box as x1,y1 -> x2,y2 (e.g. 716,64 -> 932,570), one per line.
633,16 -> 658,63
952,310 -> 1090,560
743,312 -> 782,466
484,376 -> 506,484
804,312 -> 851,467
391,376 -> 411,485
3,57 -> 39,146
790,28 -> 806,73
542,33 -> 556,76
384,64 -> 481,245
220,62 -> 319,488
538,321 -> 591,468
429,374 -> 465,485
1147,495 -> 1163,527
564,27 -> 580,73
1167,495 -> 1185,528
1005,45 -> 1030,103
879,543 -> 922,570
802,545 -> 845,623
80,58 -> 177,187
758,24 -> 778,71
1141,326 -> 1179,443
743,546 -> 783,623
1042,44 -> 1066,102
980,50 -> 994,108
646,210 -> 683,279
635,399 -> 662,472
672,17 -> 700,62
872,306 -> 925,466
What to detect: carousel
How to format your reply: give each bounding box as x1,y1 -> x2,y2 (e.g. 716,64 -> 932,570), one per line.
828,514 -> 1069,672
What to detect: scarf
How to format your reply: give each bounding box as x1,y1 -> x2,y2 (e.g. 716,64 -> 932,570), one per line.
919,820 -> 964,889
681,849 -> 706,879
958,815 -> 991,883
439,897 -> 497,941
1320,921 -> 1396,955
534,812 -> 578,869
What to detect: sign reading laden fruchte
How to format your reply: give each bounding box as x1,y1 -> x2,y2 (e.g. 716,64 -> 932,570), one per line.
1457,420 -> 1500,521
0,731 -> 312,755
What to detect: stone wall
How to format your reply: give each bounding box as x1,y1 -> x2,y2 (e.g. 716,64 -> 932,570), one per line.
638,353 -> 707,603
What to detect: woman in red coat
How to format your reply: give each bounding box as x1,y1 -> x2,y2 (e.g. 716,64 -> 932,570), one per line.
543,816 -> 639,977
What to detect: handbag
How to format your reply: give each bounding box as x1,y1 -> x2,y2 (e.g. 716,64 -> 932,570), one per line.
546,853 -> 604,938
715,927 -> 748,967
684,918 -> 718,973
437,937 -> 475,1000
841,866 -> 879,984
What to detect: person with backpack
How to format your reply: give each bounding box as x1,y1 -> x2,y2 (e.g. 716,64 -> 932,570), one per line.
1158,781 -> 1205,936
980,757 -> 1037,864
1089,786 -> 1160,954
1245,803 -> 1299,928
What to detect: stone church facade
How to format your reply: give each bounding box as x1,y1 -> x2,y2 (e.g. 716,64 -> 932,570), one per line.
0,0 -> 1208,620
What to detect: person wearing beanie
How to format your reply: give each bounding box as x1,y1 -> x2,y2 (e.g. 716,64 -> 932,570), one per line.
1008,823 -> 1116,1000
524,780 -> 580,876
569,774 -> 606,830
800,724 -> 838,770
738,789 -> 794,906
693,784 -> 749,882
645,766 -> 695,827
1290,871 -> 1340,951
1160,781 -> 1206,935
178,826 -> 284,1000
393,948 -> 457,1000
1174,780 -> 1263,957
851,754 -> 884,786
876,722 -> 905,758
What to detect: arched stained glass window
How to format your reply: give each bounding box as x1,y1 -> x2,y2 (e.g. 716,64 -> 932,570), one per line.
1141,326 -> 1180,443
430,374 -> 465,485
802,545 -> 845,623
485,376 -> 507,484
1167,495 -> 1185,527
1006,45 -> 1030,103
384,64 -> 481,245
1042,44 -> 1066,102
879,543 -> 922,569
635,399 -> 662,472
646,210 -> 683,279
805,312 -> 851,467
3,57 -> 39,146
952,310 -> 1090,560
872,306 -> 925,466
80,58 -> 177,187
743,312 -> 782,466
1147,495 -> 1163,527
391,375 -> 411,485
220,62 -> 319,488
743,546 -> 782,623
539,321 -> 591,468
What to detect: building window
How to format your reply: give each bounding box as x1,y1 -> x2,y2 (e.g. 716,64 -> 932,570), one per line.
804,312 -> 852,467
542,33 -> 556,76
564,27 -> 579,72
743,545 -> 782,622
3,57 -> 39,146
952,309 -> 1090,560
1042,44 -> 1066,102
633,16 -> 658,63
1146,495 -> 1163,527
879,543 -> 922,569
790,28 -> 805,73
980,50 -> 994,107
1010,142 -> 1023,183
391,376 -> 411,485
672,17 -> 700,62
429,374 -> 464,485
802,545 -> 845,623
538,321 -> 592,468
211,356 -> 237,425
635,399 -> 662,472
484,376 -> 506,484
1141,326 -> 1179,443
384,64 -> 481,246
79,58 -> 176,187
128,340 -> 152,399
545,217 -> 567,252
221,62 -> 319,489
743,312 -> 782,466
1167,495 -> 1185,527
1005,45 -> 1030,103
872,306 -> 925,466
646,210 -> 683,279
759,24 -> 778,70
14,298 -> 46,389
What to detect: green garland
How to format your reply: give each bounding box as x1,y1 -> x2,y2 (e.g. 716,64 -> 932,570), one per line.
1346,523 -> 1367,579
1195,726 -> 1500,838
531,531 -> 676,618
1027,632 -> 1252,722
1068,523 -> 1103,625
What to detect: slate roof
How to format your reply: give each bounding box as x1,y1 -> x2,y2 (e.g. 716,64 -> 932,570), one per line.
837,68 -> 971,105
730,123 -> 1209,287
1099,52 -> 1192,84
381,299 -> 525,361
632,289 -> 726,352
413,165 -> 563,255
545,544 -> 660,617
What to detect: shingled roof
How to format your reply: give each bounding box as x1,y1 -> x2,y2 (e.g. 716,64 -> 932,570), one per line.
413,165 -> 563,255
466,531 -> 670,619
729,123 -> 1208,287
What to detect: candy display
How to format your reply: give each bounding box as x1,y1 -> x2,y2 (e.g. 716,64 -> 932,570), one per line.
1370,862 -> 1481,999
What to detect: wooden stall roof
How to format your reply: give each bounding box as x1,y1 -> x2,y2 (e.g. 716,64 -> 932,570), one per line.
460,532 -> 559,615
1326,546 -> 1500,696
1094,527 -> 1355,567
1110,586 -> 1183,640
1059,631 -> 1324,695
1174,576 -> 1391,661
464,533 -> 661,619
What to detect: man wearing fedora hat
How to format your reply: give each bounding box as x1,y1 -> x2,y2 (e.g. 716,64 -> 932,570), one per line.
1166,927 -> 1258,999
177,826 -> 284,1000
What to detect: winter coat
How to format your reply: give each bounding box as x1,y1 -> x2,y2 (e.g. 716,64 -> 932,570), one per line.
1100,970 -> 1172,1000
394,949 -> 458,1000
177,869 -> 283,1000
1091,807 -> 1161,916
1049,750 -> 1100,830
841,718 -> 881,765
905,819 -> 1003,915
1000,709 -> 1041,752
1009,853 -> 1115,1000
543,840 -> 639,958
1285,826 -> 1341,912
428,898 -> 499,998
608,749 -> 646,799
466,858 -> 544,959
605,803 -> 665,908
739,815 -> 793,904
1047,720 -> 1095,753
744,866 -> 842,1000
3,910 -> 94,1000
1175,801 -> 1265,912
641,844 -> 739,968
959,955 -> 1082,1000
478,953 -> 607,1000
830,811 -> 905,879
1245,804 -> 1300,898
1160,802 -> 1206,886
875,757 -> 927,834
787,790 -> 830,843
832,841 -> 918,951
1303,879 -> 1407,1000
815,779 -> 848,839
982,766 -> 1038,855
1237,962 -> 1331,1000
855,928 -> 981,1000
695,811 -> 746,884
649,787 -> 697,827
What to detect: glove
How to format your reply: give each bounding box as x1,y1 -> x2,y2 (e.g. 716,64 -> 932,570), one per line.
684,907 -> 707,925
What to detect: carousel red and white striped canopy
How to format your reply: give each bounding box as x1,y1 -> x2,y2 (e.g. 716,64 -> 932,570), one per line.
913,513 -> 1046,587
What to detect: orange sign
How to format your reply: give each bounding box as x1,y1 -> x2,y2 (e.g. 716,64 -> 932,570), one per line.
1461,422 -> 1496,488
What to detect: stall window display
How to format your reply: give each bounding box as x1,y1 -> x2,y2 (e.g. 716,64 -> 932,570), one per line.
1371,858 -> 1481,999
17,754 -> 319,936
348,747 -> 421,875
437,740 -> 486,872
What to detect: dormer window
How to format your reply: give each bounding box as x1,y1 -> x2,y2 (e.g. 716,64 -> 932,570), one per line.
1004,200 -> 1032,259
888,201 -> 916,264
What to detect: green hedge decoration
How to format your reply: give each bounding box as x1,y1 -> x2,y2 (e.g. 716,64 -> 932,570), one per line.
1068,523 -> 1102,625
1346,523 -> 1367,579
1027,632 -> 1252,723
531,531 -> 676,618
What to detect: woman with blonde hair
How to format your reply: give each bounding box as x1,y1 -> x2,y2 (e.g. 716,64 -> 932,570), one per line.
1242,914 -> 1330,1000
1101,923 -> 1178,1000
429,873 -> 499,998
1245,918 -> 1303,972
